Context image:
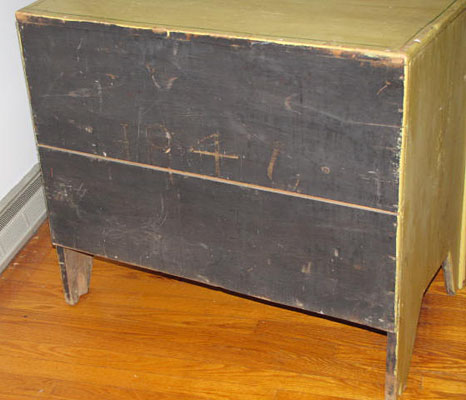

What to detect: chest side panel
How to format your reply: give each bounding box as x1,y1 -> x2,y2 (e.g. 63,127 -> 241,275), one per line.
40,147 -> 396,331
20,19 -> 403,212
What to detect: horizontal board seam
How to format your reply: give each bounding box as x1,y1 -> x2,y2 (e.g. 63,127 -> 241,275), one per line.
39,144 -> 398,216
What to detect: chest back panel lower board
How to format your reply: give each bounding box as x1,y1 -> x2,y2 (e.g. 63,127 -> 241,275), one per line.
40,147 -> 397,330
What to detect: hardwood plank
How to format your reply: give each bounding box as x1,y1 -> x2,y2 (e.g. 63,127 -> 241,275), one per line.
0,353 -> 270,400
254,319 -> 387,373
0,336 -> 387,399
417,376 -> 466,396
0,371 -> 208,400
0,395 -> 51,400
0,311 -> 384,384
275,390 -> 360,400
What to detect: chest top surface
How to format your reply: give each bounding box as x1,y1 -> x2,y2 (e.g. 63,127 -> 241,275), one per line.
18,0 -> 464,54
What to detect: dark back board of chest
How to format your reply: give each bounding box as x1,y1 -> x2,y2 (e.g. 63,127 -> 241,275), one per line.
19,17 -> 401,332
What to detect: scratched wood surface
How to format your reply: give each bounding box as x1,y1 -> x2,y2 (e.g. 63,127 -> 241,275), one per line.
0,222 -> 465,400
39,147 -> 396,331
19,19 -> 403,212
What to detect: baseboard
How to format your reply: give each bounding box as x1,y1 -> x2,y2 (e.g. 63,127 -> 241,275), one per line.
0,164 -> 47,274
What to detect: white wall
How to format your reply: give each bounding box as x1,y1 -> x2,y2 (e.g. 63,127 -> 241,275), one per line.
0,0 -> 39,200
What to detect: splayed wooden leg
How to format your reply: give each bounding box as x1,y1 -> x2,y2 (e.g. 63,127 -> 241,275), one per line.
385,332 -> 399,400
57,246 -> 93,305
442,257 -> 456,296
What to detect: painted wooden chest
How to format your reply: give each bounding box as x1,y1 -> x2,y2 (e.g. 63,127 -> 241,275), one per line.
17,0 -> 466,398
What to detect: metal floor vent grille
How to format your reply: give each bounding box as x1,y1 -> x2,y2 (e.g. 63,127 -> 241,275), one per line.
0,174 -> 42,230
0,165 -> 47,273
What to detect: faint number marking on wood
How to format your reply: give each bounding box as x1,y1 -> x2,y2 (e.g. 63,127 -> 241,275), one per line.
145,63 -> 178,91
75,38 -> 83,63
120,123 -> 131,159
267,142 -> 282,181
146,124 -> 174,183
166,77 -> 178,90
284,93 -> 301,114
189,133 -> 239,177
290,174 -> 301,191
145,124 -> 173,154
301,261 -> 312,274
377,81 -> 392,95
145,64 -> 161,89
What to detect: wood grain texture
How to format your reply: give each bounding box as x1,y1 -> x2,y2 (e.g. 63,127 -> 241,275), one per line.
442,257 -> 457,296
0,222 -> 465,400
38,147 -> 396,331
19,20 -> 403,212
394,9 -> 466,397
57,246 -> 93,305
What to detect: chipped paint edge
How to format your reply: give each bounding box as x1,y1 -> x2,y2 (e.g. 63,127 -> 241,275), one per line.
15,9 -> 407,62
401,0 -> 465,57
391,56 -> 410,396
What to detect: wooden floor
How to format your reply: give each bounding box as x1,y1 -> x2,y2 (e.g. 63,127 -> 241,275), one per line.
0,222 -> 465,400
